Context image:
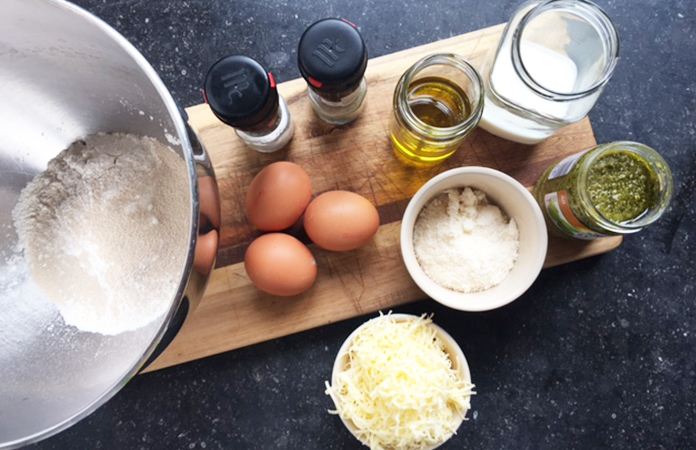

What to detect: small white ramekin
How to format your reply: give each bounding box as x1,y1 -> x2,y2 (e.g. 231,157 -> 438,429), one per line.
400,167 -> 548,312
330,313 -> 472,450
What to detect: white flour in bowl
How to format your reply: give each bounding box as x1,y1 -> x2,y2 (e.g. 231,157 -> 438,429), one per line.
413,187 -> 519,293
12,133 -> 191,335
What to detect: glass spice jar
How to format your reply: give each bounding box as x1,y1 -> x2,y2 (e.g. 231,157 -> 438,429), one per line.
204,55 -> 294,153
298,18 -> 368,125
390,53 -> 484,165
534,142 -> 673,239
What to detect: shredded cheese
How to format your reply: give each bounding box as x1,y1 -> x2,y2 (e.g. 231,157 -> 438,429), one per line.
325,314 -> 475,450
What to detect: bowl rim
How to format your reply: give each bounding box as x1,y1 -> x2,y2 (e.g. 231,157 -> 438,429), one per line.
330,313 -> 472,450
400,166 -> 548,312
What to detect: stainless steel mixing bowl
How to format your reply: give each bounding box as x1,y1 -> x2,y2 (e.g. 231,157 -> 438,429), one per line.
0,1 -> 220,447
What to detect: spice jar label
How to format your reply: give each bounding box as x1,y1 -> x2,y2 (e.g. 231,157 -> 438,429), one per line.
543,190 -> 606,239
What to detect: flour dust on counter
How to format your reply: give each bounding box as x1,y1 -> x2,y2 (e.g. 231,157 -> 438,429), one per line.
12,133 -> 191,335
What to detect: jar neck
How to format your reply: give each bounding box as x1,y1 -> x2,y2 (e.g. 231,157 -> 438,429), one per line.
574,142 -> 673,233
510,0 -> 620,101
394,53 -> 484,141
309,80 -> 363,103
236,106 -> 281,135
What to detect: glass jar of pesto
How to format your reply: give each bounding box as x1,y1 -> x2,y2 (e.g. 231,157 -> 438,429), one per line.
534,142 -> 673,239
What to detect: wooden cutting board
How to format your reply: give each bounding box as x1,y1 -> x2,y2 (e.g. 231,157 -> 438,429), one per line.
142,23 -> 621,373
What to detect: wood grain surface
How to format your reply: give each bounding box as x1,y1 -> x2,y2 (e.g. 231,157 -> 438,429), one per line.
143,23 -> 622,373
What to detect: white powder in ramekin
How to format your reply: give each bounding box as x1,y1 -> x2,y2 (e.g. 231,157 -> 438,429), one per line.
413,187 -> 519,293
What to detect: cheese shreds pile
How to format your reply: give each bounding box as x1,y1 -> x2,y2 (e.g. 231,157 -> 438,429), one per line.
325,314 -> 475,450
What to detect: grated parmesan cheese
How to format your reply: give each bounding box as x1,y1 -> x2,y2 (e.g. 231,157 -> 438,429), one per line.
413,187 -> 519,293
325,314 -> 475,450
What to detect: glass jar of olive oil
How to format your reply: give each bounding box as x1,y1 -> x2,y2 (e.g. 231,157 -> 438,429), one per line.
390,54 -> 484,164
534,142 -> 673,239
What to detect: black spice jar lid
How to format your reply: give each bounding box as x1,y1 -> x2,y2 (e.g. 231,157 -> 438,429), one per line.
204,55 -> 279,129
298,18 -> 367,93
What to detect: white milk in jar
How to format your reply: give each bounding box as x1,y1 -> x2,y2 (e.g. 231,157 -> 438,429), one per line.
479,0 -> 619,145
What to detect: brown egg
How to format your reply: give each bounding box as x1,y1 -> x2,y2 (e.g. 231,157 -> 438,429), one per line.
198,175 -> 221,229
244,233 -> 317,296
246,161 -> 312,231
193,229 -> 219,275
304,190 -> 380,251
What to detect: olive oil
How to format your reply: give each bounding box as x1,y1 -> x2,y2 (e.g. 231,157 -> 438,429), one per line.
408,77 -> 472,127
391,76 -> 475,163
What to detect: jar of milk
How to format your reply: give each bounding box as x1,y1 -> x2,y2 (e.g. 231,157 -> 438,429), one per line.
479,0 -> 620,145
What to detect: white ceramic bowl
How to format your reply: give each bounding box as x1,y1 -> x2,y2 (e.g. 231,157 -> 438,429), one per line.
401,167 -> 547,311
330,313 -> 472,450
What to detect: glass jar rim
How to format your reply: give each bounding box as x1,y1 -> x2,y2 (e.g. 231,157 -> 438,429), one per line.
511,0 -> 620,101
576,141 -> 674,232
394,53 -> 484,139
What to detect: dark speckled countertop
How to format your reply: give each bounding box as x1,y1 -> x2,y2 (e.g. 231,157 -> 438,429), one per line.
29,0 -> 696,449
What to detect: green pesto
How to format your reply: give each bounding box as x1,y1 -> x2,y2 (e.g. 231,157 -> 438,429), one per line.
587,152 -> 656,223
534,142 -> 672,239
